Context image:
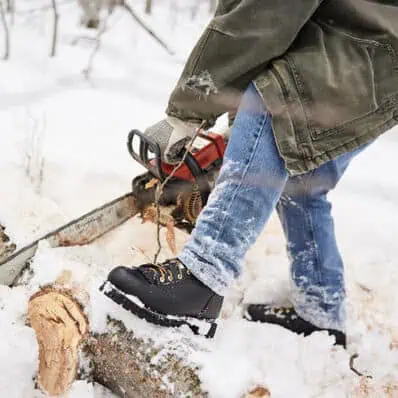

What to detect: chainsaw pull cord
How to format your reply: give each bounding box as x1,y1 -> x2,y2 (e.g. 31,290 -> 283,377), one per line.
153,120 -> 208,265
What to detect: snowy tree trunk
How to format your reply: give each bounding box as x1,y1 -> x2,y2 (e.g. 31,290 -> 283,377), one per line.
5,0 -> 12,12
78,0 -> 102,29
50,0 -> 59,57
28,287 -> 206,397
145,0 -> 152,14
0,0 -> 10,60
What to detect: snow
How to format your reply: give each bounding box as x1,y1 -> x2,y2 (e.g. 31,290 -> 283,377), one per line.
0,286 -> 40,398
1,1 -> 398,397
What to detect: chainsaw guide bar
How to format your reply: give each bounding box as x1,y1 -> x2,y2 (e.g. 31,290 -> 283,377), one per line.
0,193 -> 139,286
0,190 -> 200,286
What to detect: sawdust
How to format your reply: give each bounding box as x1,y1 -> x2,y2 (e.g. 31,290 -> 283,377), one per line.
54,269 -> 73,286
142,205 -> 175,226
351,377 -> 398,397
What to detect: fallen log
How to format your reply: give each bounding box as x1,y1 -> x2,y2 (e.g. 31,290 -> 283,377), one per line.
28,286 -> 206,397
86,321 -> 205,398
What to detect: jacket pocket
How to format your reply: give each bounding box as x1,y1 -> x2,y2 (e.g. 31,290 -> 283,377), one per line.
287,21 -> 398,140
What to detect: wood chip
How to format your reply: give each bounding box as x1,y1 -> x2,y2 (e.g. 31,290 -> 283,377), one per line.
144,178 -> 159,190
142,205 -> 157,223
245,386 -> 271,397
166,221 -> 177,255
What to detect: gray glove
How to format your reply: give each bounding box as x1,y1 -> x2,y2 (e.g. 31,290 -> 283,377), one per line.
144,116 -> 201,164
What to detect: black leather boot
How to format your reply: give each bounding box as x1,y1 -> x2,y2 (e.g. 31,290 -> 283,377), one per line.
245,304 -> 346,347
101,259 -> 223,338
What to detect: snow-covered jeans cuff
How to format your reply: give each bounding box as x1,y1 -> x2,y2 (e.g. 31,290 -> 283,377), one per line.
179,82 -> 368,332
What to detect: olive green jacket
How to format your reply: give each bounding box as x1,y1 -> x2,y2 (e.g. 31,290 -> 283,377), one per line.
166,0 -> 398,175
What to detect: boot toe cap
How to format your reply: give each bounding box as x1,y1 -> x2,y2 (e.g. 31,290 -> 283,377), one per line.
107,266 -> 148,296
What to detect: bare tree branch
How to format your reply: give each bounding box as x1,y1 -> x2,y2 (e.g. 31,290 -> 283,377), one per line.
0,0 -> 10,60
15,0 -> 73,15
6,0 -> 14,25
50,0 -> 59,57
122,0 -> 174,56
82,12 -> 111,79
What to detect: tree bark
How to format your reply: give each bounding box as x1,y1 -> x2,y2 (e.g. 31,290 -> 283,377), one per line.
28,287 -> 206,397
86,322 -> 206,397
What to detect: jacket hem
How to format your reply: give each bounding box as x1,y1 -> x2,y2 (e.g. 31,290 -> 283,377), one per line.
254,70 -> 398,176
285,121 -> 394,175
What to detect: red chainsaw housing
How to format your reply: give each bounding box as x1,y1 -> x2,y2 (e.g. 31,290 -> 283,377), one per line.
154,132 -> 227,182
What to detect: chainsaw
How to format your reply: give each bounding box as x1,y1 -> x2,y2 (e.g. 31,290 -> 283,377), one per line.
0,129 -> 227,286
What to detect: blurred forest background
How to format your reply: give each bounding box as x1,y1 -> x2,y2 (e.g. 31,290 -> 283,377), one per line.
1,2 -> 398,397
0,0 -> 217,62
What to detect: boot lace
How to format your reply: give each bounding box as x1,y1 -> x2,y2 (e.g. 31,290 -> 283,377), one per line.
142,259 -> 190,283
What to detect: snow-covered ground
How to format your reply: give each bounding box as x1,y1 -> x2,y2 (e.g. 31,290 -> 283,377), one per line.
1,2 -> 398,397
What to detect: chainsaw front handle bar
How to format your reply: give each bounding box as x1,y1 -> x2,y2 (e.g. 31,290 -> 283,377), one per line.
127,129 -> 204,182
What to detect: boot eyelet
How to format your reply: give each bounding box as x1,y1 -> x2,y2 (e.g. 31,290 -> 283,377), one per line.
177,274 -> 182,280
160,276 -> 166,283
168,275 -> 173,282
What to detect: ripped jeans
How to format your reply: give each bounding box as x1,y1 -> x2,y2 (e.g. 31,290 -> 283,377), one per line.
178,82 -> 367,332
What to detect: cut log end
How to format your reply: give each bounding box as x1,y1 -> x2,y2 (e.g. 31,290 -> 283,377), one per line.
28,288 -> 88,396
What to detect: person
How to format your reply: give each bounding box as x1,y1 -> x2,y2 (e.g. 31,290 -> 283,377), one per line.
103,1 -> 398,346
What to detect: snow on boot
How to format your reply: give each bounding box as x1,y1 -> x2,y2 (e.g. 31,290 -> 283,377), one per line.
101,259 -> 223,338
245,305 -> 346,347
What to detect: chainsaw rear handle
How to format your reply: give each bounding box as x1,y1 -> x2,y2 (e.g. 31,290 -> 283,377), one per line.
127,129 -> 204,181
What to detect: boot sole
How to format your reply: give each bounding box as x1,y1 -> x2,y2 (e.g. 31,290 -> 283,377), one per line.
100,280 -> 218,338
244,306 -> 346,347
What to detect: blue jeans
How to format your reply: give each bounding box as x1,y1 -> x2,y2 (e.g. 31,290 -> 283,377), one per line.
179,83 -> 367,332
